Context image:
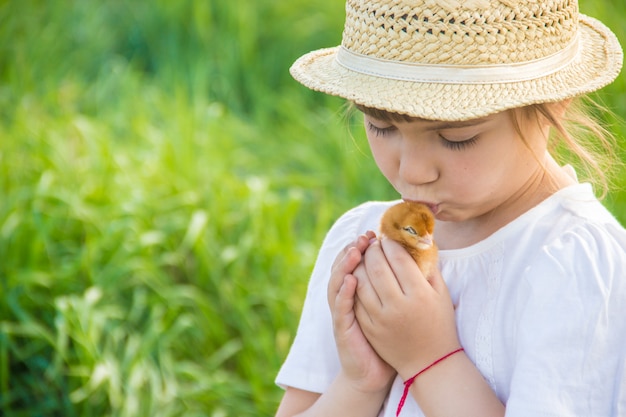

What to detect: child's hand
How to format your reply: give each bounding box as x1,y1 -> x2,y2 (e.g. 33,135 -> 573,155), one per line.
353,238 -> 460,381
327,231 -> 396,394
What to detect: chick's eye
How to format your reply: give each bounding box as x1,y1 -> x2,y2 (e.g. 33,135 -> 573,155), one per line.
367,121 -> 396,137
403,226 -> 417,235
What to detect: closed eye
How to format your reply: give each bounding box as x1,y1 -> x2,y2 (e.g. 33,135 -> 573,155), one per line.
367,122 -> 396,137
403,226 -> 418,235
439,134 -> 479,151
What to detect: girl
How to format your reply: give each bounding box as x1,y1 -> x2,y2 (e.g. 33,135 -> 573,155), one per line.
276,0 -> 626,416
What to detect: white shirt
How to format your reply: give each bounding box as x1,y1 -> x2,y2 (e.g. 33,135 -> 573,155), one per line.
276,183 -> 626,416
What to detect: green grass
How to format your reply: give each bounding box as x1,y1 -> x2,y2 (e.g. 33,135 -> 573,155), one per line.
0,0 -> 624,416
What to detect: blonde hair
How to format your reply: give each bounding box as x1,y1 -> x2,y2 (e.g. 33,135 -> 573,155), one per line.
512,98 -> 620,199
354,99 -> 621,199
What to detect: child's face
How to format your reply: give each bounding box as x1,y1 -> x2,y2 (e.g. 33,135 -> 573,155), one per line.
364,109 -> 549,224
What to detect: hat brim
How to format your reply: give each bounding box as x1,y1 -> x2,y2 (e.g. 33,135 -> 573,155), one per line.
290,15 -> 623,121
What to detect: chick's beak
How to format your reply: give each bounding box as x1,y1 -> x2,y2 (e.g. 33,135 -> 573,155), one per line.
417,234 -> 433,249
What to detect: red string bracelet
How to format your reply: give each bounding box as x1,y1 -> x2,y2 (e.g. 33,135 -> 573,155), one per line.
396,347 -> 464,417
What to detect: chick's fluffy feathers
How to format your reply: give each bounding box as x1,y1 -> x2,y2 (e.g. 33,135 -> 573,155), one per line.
379,201 -> 438,277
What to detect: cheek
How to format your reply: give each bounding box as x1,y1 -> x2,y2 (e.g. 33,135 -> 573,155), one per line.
446,158 -> 500,195
446,155 -> 480,178
368,139 -> 397,175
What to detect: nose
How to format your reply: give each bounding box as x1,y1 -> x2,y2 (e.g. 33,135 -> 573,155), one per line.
398,137 -> 438,185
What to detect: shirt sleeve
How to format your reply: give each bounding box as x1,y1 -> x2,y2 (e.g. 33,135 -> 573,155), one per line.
275,201 -> 390,393
505,222 -> 626,417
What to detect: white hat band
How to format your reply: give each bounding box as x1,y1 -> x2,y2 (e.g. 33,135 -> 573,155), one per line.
335,34 -> 581,84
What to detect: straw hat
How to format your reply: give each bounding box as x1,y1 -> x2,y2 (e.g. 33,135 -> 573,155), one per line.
290,0 -> 623,121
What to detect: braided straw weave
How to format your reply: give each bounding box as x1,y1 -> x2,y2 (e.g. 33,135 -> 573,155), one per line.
290,0 -> 622,121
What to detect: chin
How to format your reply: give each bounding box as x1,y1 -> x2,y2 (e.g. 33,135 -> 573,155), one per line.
433,211 -> 467,223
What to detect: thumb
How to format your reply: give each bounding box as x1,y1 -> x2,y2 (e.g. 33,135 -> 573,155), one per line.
427,267 -> 450,297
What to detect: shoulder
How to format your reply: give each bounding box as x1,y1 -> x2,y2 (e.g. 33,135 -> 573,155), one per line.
507,183 -> 625,258
557,182 -> 623,225
485,182 -> 626,307
332,200 -> 399,230
518,185 -> 626,309
321,200 -> 399,250
527,220 -> 626,293
535,183 -> 626,269
508,210 -> 626,415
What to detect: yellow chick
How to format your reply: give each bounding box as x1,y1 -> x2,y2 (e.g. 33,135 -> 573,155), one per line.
379,201 -> 438,278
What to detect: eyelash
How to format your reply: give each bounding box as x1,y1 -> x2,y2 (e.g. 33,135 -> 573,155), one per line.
439,134 -> 479,150
367,122 -> 479,150
367,122 -> 395,137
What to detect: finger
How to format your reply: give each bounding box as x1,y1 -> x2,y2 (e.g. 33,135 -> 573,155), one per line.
427,267 -> 451,298
355,231 -> 377,254
379,238 -> 426,294
330,232 -> 374,273
364,229 -> 377,242
331,246 -> 361,277
329,241 -> 368,307
353,292 -> 374,330
329,232 -> 381,306
332,275 -> 358,333
352,261 -> 385,310
361,240 -> 404,301
331,242 -> 356,273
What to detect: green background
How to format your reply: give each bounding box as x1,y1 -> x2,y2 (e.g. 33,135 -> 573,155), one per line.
0,0 -> 624,416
